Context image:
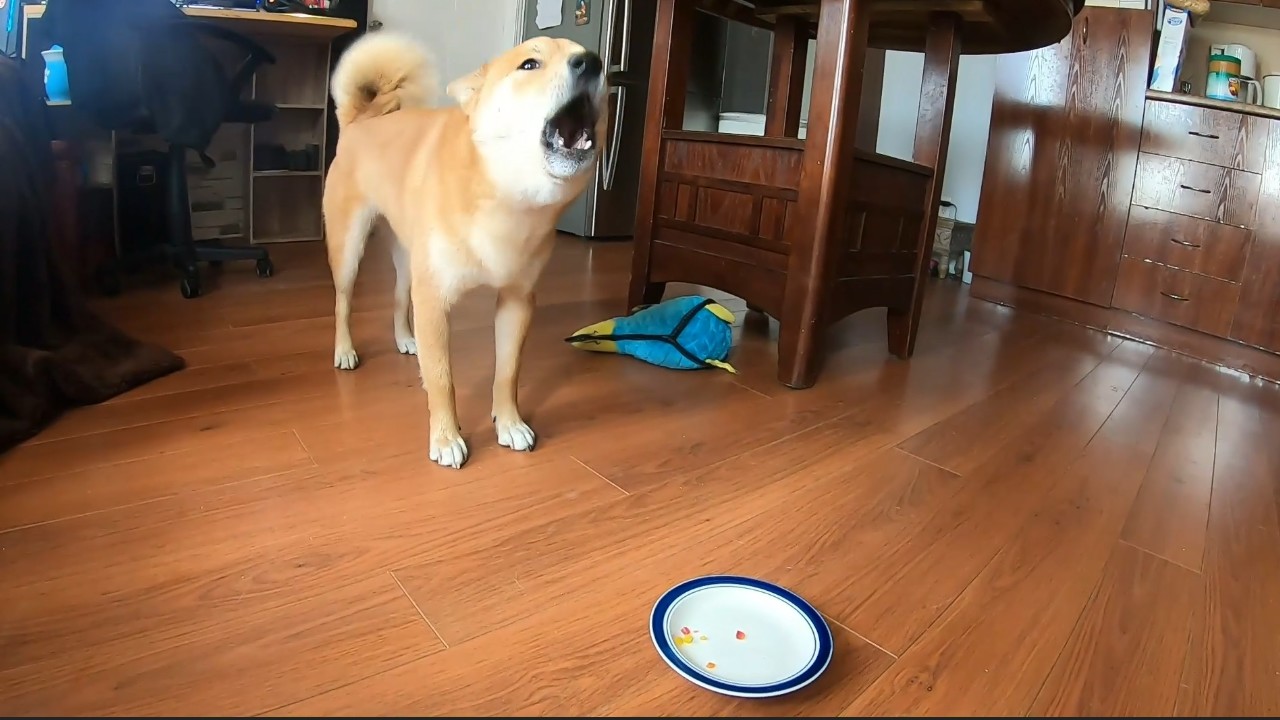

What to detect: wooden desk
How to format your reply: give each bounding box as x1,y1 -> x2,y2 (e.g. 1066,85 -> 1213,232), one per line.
22,5 -> 356,251
628,0 -> 1082,388
23,4 -> 356,48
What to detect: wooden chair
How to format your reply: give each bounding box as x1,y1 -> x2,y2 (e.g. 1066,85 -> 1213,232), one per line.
627,0 -> 962,389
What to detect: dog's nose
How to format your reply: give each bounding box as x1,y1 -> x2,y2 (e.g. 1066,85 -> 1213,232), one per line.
569,52 -> 603,80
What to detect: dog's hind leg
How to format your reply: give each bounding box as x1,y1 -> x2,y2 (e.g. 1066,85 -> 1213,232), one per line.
391,240 -> 417,356
325,200 -> 376,370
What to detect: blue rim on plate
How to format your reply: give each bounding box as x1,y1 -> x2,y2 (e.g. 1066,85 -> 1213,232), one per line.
649,574 -> 834,698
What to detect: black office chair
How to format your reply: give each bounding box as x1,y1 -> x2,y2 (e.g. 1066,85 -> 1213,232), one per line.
44,0 -> 277,299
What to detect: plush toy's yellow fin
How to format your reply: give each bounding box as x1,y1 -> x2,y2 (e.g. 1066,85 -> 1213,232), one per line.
706,303 -> 736,324
705,359 -> 737,374
566,318 -> 620,353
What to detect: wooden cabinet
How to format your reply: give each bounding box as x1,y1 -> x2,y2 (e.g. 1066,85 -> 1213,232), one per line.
971,6 -> 1280,382
972,6 -> 1152,307
1138,100 -> 1268,173
1231,123 -> 1280,353
1112,256 -> 1241,339
1131,153 -> 1261,228
1122,206 -> 1251,282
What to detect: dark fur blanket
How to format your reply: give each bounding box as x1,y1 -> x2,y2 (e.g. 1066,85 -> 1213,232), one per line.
0,56 -> 183,453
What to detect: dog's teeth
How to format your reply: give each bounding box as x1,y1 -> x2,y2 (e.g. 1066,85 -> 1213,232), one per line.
572,132 -> 592,150
582,139 -> 592,149
554,130 -> 566,148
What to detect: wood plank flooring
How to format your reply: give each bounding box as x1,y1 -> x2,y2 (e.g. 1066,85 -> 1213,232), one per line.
2,235 -> 1278,716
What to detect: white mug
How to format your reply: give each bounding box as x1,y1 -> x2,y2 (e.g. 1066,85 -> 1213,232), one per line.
1265,74 -> 1280,109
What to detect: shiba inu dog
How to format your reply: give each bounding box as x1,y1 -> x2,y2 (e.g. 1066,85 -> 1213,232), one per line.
324,31 -> 607,468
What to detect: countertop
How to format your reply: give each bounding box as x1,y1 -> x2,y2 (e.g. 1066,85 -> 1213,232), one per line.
1147,89 -> 1280,122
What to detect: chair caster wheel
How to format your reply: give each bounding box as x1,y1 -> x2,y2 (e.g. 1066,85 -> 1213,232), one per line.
180,276 -> 201,299
256,257 -> 274,278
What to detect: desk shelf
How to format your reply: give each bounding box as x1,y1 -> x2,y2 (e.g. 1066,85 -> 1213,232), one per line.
247,38 -> 333,246
21,4 -> 349,256
253,39 -> 331,108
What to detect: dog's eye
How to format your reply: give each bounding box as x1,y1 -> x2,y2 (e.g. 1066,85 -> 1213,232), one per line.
518,58 -> 541,71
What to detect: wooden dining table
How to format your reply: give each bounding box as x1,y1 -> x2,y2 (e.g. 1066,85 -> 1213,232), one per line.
627,0 -> 1084,388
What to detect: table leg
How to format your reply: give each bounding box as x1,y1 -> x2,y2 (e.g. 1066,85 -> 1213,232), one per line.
626,0 -> 692,312
746,14 -> 809,320
888,11 -> 961,359
764,16 -> 808,139
777,0 -> 870,389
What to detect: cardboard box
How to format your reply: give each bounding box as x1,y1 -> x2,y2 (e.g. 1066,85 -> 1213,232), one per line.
189,177 -> 239,203
1150,5 -> 1191,93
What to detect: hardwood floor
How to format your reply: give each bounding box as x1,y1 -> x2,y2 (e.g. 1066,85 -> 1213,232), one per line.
1,235 -> 1278,716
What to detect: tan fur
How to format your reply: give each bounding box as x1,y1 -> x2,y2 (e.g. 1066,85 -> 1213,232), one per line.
329,31 -> 437,128
324,31 -> 606,469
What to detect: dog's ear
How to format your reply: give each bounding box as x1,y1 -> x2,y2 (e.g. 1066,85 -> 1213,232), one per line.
447,66 -> 485,115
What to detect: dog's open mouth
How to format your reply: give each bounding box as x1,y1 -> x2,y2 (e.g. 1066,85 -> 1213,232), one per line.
542,92 -> 598,153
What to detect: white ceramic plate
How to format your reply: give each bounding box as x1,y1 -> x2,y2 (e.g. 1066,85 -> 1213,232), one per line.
649,575 -> 834,698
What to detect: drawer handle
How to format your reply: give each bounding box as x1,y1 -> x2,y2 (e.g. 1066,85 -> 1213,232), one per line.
1178,184 -> 1212,194
1160,291 -> 1192,302
1188,131 -> 1221,140
1168,237 -> 1202,249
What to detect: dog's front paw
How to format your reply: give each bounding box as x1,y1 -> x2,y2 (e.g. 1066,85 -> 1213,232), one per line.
495,416 -> 536,452
395,336 -> 418,355
429,429 -> 469,469
334,346 -> 360,371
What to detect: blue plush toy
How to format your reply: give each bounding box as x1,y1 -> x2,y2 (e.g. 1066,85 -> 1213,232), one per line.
564,295 -> 737,373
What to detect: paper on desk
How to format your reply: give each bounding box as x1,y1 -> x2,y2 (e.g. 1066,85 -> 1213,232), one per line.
536,0 -> 563,29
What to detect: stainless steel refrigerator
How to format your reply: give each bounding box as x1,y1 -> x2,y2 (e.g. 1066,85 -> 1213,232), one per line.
520,0 -> 657,239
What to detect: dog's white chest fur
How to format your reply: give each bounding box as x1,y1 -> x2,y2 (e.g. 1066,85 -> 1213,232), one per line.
427,219 -> 551,302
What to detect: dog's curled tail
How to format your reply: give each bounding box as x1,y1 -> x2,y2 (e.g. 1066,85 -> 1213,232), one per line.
331,31 -> 438,128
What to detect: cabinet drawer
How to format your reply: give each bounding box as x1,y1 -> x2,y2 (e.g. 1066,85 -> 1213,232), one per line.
1140,100 -> 1265,173
1112,256 -> 1241,338
1132,153 -> 1260,228
1123,205 -> 1251,282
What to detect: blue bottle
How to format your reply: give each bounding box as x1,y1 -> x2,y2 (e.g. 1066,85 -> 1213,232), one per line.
41,44 -> 70,104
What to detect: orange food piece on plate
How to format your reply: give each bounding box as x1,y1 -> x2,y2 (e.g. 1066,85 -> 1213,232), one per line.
735,630 -> 747,640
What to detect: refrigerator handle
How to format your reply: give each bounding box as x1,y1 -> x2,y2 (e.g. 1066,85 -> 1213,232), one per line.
616,0 -> 633,73
600,0 -> 618,71
603,86 -> 626,191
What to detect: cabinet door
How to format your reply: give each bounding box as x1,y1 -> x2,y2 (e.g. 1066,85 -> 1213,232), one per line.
1231,125 -> 1280,353
971,13 -> 1073,288
972,7 -> 1152,306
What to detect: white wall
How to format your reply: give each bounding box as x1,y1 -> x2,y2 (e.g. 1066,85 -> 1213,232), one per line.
875,2 -> 1152,223
369,0 -> 522,104
875,51 -> 996,224
371,0 -> 997,224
